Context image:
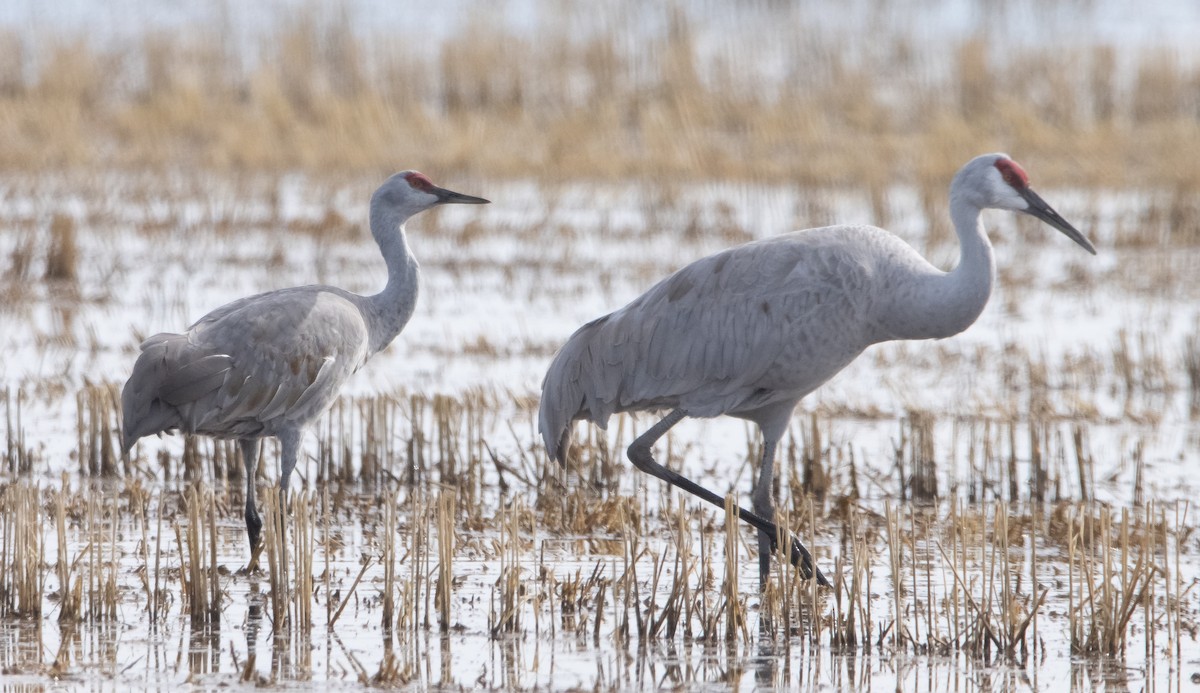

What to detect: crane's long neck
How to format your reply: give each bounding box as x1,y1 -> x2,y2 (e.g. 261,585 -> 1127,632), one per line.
879,192 -> 996,341
366,204 -> 420,354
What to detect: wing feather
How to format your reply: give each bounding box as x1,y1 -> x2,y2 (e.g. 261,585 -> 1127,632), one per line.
539,226 -> 886,462
122,287 -> 371,445
158,353 -> 234,405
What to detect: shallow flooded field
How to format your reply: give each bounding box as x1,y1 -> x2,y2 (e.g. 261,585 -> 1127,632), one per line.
3,0 -> 1200,689
0,169 -> 1198,691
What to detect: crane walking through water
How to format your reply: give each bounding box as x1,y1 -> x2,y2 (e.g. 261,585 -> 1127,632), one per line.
539,153 -> 1096,588
121,171 -> 489,564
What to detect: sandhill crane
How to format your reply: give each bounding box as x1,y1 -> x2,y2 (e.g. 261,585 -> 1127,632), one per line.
121,171 -> 489,562
540,153 -> 1096,588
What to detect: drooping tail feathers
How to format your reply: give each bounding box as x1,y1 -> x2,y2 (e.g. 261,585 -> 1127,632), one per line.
538,315 -> 621,466
120,332 -> 232,454
538,349 -> 582,466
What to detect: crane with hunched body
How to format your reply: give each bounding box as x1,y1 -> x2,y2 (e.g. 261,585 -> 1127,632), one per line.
539,153 -> 1096,587
121,171 -> 489,565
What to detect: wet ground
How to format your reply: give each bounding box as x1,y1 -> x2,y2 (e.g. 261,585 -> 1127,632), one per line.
1,172 -> 1198,690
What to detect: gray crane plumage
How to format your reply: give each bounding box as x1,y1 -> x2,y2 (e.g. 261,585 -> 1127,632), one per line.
121,171 -> 488,556
539,153 -> 1096,587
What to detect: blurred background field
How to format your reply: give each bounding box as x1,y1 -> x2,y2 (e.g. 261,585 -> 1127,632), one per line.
1,0 -> 1200,690
0,0 -> 1199,191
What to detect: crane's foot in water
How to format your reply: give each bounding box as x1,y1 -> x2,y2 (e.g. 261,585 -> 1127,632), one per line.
237,518 -> 265,575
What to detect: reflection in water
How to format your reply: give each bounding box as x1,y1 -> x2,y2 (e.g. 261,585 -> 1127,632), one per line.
439,634 -> 453,686
0,478 -> 1187,691
187,623 -> 220,679
0,584 -> 1178,691
270,631 -> 291,681
753,637 -> 778,689
242,576 -> 263,683
495,633 -> 523,690
1072,657 -> 1135,693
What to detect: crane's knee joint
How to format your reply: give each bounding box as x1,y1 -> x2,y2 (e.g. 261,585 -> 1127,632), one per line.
626,441 -> 652,470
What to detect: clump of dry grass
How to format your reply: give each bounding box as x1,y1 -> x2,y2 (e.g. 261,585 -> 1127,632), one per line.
4,387 -> 34,476
1066,504 -> 1160,656
895,410 -> 938,501
435,486 -> 456,632
830,509 -> 873,650
261,488 -> 290,628
181,483 -> 220,625
721,495 -> 746,641
0,483 -> 44,617
54,482 -> 82,622
380,489 -> 398,634
291,490 -> 314,633
44,214 -> 78,283
75,382 -> 122,477
490,498 -> 528,637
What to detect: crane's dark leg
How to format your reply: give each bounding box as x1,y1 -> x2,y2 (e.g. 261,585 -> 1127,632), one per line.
279,428 -> 301,495
626,410 -> 827,586
752,439 -> 777,589
240,438 -> 263,557
277,429 -> 302,584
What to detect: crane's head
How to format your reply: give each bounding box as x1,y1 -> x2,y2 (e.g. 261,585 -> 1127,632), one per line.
956,153 -> 1096,255
372,170 -> 490,219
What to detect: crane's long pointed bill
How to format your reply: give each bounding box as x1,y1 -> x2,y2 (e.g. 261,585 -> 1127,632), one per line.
435,187 -> 490,205
1019,187 -> 1096,255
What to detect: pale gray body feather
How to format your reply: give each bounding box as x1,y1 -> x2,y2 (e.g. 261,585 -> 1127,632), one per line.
119,170 -> 488,558
121,285 -> 376,450
539,224 -> 944,461
537,153 -> 1095,588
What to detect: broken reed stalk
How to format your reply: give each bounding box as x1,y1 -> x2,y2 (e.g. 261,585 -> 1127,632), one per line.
722,494 -> 742,642
261,487 -> 290,629
293,490 -> 313,633
329,557 -> 373,630
616,507 -> 643,645
998,503 -> 1011,652
86,491 -> 114,621
491,499 -> 524,636
806,494 -> 821,645
765,509 -> 789,639
909,512 -> 920,647
1170,502 -> 1188,660
1068,504 -> 1156,656
662,502 -> 692,640
323,487 -> 332,629
436,486 -> 456,632
5,387 -> 33,475
104,493 -> 119,620
406,491 -> 430,634
182,484 -> 220,625
152,492 -> 164,623
381,490 -> 397,635
992,501 -> 1044,658
884,501 -> 903,649
1,483 -> 43,617
54,483 -> 80,622
137,488 -> 152,620
697,509 -> 714,640
75,383 -> 122,477
855,510 -> 872,648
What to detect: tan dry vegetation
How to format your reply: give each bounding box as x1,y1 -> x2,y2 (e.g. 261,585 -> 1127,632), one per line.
0,10 -> 1197,195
